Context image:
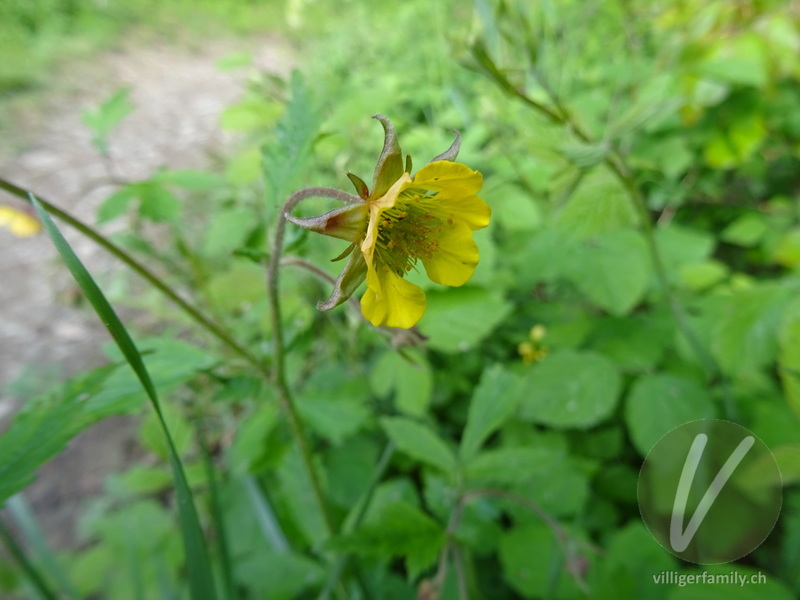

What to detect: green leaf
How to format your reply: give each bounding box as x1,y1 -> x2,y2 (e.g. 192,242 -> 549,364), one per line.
235,551 -> 324,600
465,447 -> 589,517
261,71 -> 320,208
139,401 -> 193,460
82,86 -> 134,154
565,230 -> 650,315
459,365 -> 521,463
298,367 -> 370,444
590,522 -> 674,600
328,501 -> 444,579
554,168 -> 638,238
380,417 -> 457,473
557,141 -> 609,168
721,213 -> 768,247
370,350 -> 433,417
202,206 -> 256,256
698,33 -> 769,88
487,182 -> 542,232
137,183 -> 182,222
419,286 -> 512,353
97,186 -> 138,222
519,350 -> 621,428
678,260 -> 729,291
221,99 -> 282,132
276,447 -> 329,548
298,391 -> 369,445
773,228 -> 800,268
88,337 -> 216,416
0,365 -> 116,505
655,225 -> 716,272
704,113 -> 766,169
711,284 -> 794,376
779,299 -> 800,419
30,196 -> 217,600
624,374 -> 716,456
499,522 -> 583,599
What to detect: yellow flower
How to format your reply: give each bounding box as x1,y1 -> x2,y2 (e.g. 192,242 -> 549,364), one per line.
0,205 -> 41,237
287,115 -> 490,328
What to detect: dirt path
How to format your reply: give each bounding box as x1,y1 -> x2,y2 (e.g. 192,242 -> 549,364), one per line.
0,34 -> 292,548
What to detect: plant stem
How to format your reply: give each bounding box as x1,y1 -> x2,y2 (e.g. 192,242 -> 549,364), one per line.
266,187 -> 360,541
0,177 -> 262,371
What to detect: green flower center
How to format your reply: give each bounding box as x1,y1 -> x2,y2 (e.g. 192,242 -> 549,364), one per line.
374,190 -> 447,275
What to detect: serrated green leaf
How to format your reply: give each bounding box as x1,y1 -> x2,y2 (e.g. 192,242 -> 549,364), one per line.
625,374 -> 716,456
261,71 -> 320,208
459,364 -> 521,462
380,417 -> 457,473
328,501 -> 444,579
0,365 -> 117,505
519,350 -> 621,428
88,337 -> 216,416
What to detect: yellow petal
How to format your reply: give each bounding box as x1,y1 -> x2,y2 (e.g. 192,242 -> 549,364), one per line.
361,263 -> 426,328
413,161 -> 483,195
0,206 -> 40,238
435,193 -> 491,231
422,221 -> 480,286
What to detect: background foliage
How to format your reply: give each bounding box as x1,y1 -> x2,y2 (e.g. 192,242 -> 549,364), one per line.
2,0 -> 800,599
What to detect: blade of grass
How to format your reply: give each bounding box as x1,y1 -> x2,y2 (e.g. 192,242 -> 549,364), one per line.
30,194 -> 217,600
0,519 -> 57,600
198,429 -> 236,600
6,495 -> 79,600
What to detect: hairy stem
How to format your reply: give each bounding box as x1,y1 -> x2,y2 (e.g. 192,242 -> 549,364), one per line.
266,187 -> 361,540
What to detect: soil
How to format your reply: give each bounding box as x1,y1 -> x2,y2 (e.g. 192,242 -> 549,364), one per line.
0,33 -> 292,549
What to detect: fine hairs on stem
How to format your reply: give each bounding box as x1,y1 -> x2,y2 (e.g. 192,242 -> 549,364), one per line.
265,186 -> 362,539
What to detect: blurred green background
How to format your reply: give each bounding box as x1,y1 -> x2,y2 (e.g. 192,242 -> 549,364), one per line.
1,0 -> 800,599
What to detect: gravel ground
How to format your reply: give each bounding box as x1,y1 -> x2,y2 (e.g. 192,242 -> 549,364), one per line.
0,34 -> 291,548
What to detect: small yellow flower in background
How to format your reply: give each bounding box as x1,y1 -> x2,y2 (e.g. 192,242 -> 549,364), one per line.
0,205 -> 41,238
288,115 -> 490,329
518,324 -> 549,363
